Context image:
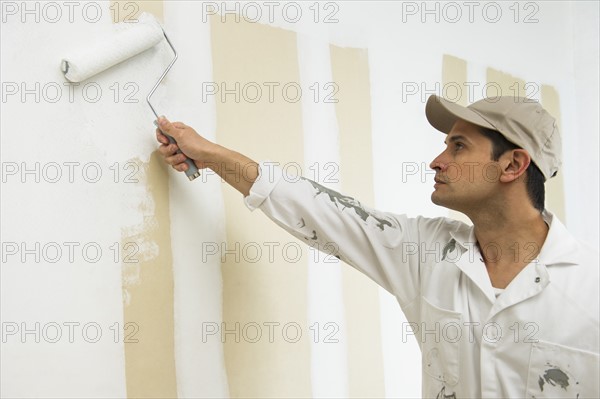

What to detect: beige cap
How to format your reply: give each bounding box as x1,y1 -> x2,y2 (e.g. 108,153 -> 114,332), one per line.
425,95 -> 561,180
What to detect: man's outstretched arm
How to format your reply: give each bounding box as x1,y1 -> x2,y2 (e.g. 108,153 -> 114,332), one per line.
155,116 -> 258,197
154,116 -> 430,305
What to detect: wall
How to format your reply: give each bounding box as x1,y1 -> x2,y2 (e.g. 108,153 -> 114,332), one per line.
1,1 -> 598,398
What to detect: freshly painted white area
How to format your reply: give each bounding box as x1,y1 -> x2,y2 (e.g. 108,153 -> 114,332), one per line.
162,2 -> 230,398
0,2 -> 138,397
368,32 -> 436,396
567,1 -> 599,248
297,31 -> 349,399
0,2 -> 227,398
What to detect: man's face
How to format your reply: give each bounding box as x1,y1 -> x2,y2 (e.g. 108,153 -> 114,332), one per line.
429,119 -> 502,213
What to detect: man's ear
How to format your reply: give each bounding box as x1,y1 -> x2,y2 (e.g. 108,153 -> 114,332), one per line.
499,149 -> 530,183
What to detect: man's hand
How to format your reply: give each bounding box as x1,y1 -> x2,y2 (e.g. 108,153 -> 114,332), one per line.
155,116 -> 217,172
155,116 -> 259,196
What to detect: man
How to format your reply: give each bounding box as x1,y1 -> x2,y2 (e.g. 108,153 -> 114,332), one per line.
156,95 -> 599,398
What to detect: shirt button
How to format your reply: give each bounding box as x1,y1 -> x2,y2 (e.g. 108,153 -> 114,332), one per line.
535,277 -> 541,283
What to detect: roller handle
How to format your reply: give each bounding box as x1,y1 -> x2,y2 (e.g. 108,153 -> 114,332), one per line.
154,120 -> 200,181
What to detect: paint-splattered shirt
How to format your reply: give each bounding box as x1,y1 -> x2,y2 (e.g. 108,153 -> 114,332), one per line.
245,162 -> 600,399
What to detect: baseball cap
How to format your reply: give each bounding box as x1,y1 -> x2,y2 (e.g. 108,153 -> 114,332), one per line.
425,95 -> 561,181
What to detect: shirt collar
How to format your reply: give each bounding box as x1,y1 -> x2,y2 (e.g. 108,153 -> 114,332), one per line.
537,210 -> 581,266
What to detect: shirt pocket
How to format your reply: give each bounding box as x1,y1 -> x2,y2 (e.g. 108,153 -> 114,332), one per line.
420,296 -> 462,387
525,339 -> 600,398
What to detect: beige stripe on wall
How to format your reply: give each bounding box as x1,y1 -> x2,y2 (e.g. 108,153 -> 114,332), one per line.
442,54 -> 468,106
487,68 -> 527,98
539,86 -> 566,223
113,2 -> 178,398
210,15 -> 311,398
121,154 -> 178,399
330,45 -> 386,399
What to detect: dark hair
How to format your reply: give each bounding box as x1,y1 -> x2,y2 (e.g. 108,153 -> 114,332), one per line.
479,127 -> 545,212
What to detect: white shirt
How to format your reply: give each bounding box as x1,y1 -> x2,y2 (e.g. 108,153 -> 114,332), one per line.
244,162 -> 600,399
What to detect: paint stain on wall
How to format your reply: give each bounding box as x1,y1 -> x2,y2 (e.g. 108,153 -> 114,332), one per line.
121,153 -> 177,399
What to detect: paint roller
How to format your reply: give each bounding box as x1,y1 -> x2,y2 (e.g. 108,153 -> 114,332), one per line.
61,13 -> 200,181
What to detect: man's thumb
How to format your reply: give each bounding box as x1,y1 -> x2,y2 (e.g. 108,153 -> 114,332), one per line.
158,116 -> 175,135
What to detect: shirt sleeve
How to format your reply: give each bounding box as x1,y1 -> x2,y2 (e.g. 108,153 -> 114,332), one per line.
244,161 -> 453,308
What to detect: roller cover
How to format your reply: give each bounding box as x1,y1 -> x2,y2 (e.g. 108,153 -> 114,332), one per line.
62,13 -> 164,82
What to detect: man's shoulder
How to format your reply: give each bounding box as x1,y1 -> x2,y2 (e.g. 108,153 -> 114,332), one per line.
544,228 -> 599,323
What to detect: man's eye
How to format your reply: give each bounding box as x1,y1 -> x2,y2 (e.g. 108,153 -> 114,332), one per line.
454,142 -> 464,150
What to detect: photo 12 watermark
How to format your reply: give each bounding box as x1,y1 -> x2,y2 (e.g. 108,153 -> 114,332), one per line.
201,240 -> 341,264
1,1 -> 103,24
401,81 -> 541,104
400,240 -> 541,265
1,241 -> 140,264
402,320 -> 539,344
399,1 -> 540,24
198,161 -> 340,185
1,81 -> 141,104
2,321 -> 140,344
201,1 -> 340,24
1,1 -> 154,24
2,161 -> 141,184
202,321 -> 340,343
201,81 -> 339,104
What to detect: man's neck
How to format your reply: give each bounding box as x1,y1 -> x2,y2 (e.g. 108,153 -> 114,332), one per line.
470,207 -> 549,289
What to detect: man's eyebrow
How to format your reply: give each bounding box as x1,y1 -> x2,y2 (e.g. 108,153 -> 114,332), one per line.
444,135 -> 470,145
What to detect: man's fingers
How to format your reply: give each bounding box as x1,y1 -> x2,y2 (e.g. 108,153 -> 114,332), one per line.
157,145 -> 171,157
165,153 -> 187,166
158,143 -> 178,157
155,117 -> 199,173
156,129 -> 169,145
173,163 -> 189,172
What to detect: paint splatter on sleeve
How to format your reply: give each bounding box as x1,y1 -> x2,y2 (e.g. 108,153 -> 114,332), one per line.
301,177 -> 397,232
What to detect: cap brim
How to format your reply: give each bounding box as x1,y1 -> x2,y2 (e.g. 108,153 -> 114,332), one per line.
425,95 -> 496,134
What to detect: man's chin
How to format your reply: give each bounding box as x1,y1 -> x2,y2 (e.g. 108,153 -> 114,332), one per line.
431,192 -> 454,210
431,192 -> 444,206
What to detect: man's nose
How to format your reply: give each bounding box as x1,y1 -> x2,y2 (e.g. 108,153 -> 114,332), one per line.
429,153 -> 447,172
